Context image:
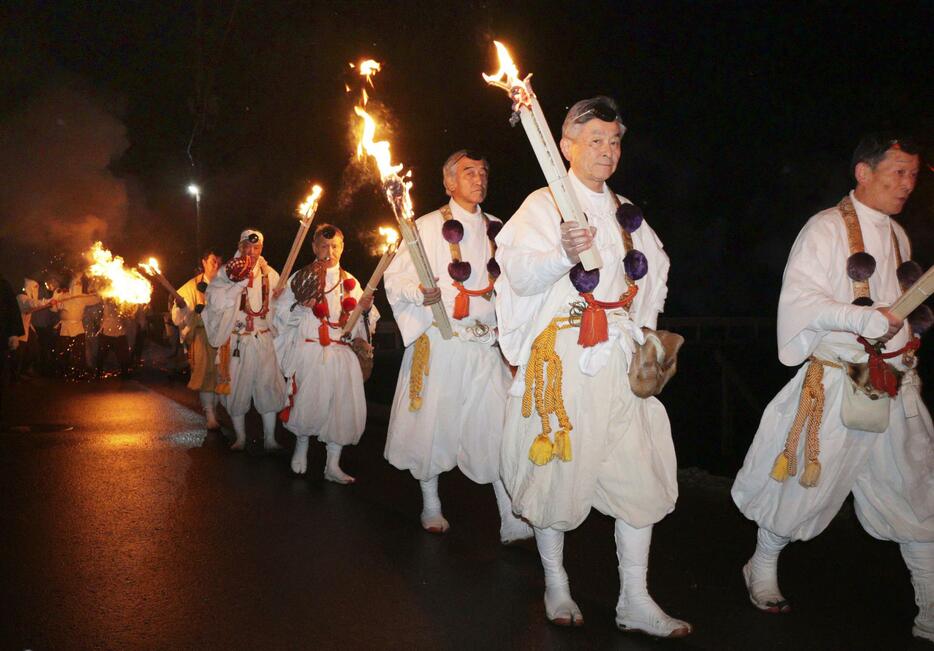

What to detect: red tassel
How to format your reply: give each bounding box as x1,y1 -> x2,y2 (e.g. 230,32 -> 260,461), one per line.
318,322 -> 331,346
279,378 -> 297,422
453,290 -> 470,320
342,296 -> 357,313
577,295 -> 608,347
343,278 -> 356,292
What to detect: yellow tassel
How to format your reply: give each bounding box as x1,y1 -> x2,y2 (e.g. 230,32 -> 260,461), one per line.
528,434 -> 554,466
769,452 -> 790,482
409,334 -> 430,412
553,429 -> 572,462
799,460 -> 821,488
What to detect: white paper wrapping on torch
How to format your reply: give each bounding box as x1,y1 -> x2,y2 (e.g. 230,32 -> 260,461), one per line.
397,217 -> 454,339
890,265 -> 934,320
520,98 -> 602,271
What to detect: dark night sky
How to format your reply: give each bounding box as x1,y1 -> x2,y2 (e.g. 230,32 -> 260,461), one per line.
1,1 -> 931,316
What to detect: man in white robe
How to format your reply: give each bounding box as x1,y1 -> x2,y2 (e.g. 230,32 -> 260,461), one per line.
204,229 -> 287,450
732,134 -> 933,643
495,97 -> 690,636
51,275 -> 100,380
384,150 -> 531,543
274,225 -> 378,484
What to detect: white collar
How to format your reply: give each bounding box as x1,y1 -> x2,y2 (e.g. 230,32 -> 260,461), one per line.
850,190 -> 889,226
448,198 -> 483,221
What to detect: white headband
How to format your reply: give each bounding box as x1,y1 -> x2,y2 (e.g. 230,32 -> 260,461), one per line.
239,229 -> 264,244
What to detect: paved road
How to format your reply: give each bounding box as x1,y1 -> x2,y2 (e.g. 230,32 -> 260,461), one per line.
0,369 -> 928,650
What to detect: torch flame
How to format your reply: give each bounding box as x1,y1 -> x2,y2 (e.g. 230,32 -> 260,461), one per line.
482,41 -> 522,87
85,242 -> 152,307
297,184 -> 323,218
138,257 -> 162,276
358,59 -> 381,83
376,226 -> 400,255
482,40 -> 534,109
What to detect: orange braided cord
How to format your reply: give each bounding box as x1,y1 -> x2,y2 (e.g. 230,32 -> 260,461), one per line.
453,280 -> 495,297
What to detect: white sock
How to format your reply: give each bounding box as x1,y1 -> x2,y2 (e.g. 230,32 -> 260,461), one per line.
492,480 -> 533,543
615,519 -> 690,636
419,476 -> 448,532
230,414 -> 246,449
324,442 -> 354,484
291,435 -> 309,474
901,541 -> 934,641
262,412 -> 280,449
744,527 -> 790,611
535,526 -> 582,625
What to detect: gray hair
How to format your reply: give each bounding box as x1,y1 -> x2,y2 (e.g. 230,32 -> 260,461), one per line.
561,96 -> 627,140
442,149 -> 489,195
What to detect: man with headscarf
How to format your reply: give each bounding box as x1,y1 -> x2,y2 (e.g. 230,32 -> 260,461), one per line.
172,248 -> 223,429
204,229 -> 287,450
731,134 -> 933,643
15,277 -> 53,378
383,150 -> 531,543
494,97 -> 690,636
51,274 -> 101,380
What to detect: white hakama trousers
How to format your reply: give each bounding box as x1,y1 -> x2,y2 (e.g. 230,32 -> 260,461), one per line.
385,326 -> 511,483
220,331 -> 288,418
282,340 -> 366,446
501,326 -> 678,531
732,365 -> 934,543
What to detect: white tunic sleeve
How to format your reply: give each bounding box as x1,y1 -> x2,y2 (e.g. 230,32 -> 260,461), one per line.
777,213 -> 888,366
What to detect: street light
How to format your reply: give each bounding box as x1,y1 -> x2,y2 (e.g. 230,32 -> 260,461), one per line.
187,183 -> 202,254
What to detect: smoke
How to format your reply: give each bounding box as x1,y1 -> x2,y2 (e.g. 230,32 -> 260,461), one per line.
0,79 -> 130,278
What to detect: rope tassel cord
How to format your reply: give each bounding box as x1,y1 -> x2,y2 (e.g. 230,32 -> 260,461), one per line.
523,318 -> 575,465
409,333 -> 430,411
770,359 -> 836,488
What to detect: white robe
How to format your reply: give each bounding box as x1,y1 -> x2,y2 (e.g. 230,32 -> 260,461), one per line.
495,171 -> 676,531
273,266 -> 379,445
383,199 -> 511,483
203,256 -> 287,417
731,191 -> 934,542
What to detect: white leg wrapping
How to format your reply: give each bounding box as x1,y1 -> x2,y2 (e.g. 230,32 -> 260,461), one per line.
324,442 -> 355,484
419,476 -> 449,533
493,480 -> 533,544
743,527 -> 791,613
199,391 -> 220,429
230,414 -> 246,450
901,541 -> 934,642
261,411 -> 281,450
615,519 -> 691,637
535,526 -> 583,626
291,435 -> 309,474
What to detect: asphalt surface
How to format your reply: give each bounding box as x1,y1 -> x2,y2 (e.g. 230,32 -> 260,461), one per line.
0,356 -> 930,650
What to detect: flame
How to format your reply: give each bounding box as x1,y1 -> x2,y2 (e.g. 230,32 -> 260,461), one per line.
85,242 -> 152,306
376,226 -> 400,255
482,40 -> 533,109
356,59 -> 381,84
297,184 -> 323,218
482,41 -> 522,87
138,257 -> 161,276
351,58 -> 414,221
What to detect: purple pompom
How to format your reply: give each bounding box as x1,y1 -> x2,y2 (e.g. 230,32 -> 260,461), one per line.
448,260 -> 472,282
442,219 -> 464,244
897,260 -> 923,290
486,258 -> 501,279
616,203 -> 643,233
486,220 -> 503,241
852,296 -> 874,307
846,252 -> 876,282
569,263 -> 600,293
908,304 -> 934,335
624,249 -> 648,280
